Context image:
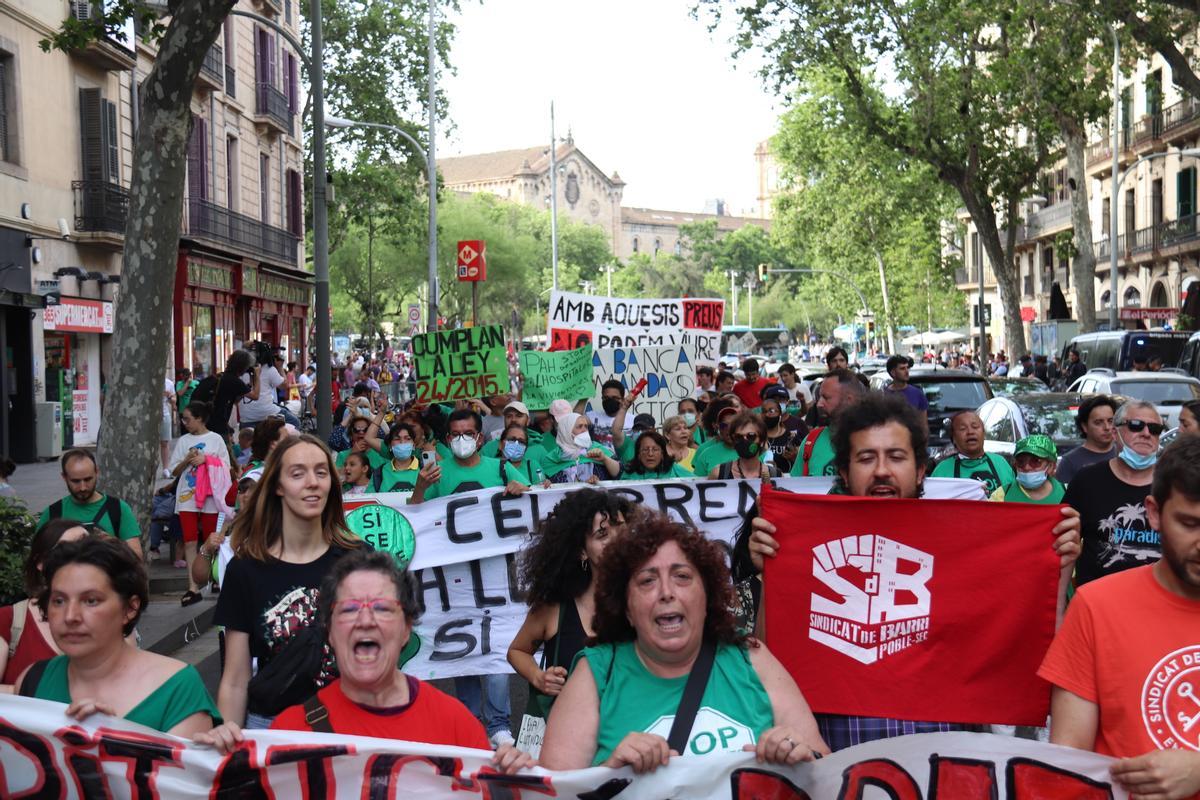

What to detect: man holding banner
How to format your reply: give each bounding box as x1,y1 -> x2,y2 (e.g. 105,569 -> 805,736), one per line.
747,394 -> 1082,751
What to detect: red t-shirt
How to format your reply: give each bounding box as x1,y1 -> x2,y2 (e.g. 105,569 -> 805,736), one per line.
0,602 -> 57,685
733,377 -> 772,409
1038,565 -> 1200,759
272,676 -> 489,749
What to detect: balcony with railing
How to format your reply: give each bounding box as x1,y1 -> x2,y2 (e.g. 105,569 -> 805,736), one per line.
259,0 -> 283,15
954,267 -> 969,285
184,197 -> 299,265
1020,202 -> 1073,242
68,3 -> 136,71
198,43 -> 223,90
73,180 -> 128,249
1130,111 -> 1167,155
1163,96 -> 1200,144
255,82 -> 292,135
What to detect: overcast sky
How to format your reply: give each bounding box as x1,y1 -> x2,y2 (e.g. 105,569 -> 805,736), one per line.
437,0 -> 782,215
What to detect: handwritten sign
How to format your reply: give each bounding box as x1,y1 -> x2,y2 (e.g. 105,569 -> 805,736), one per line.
590,344 -> 698,423
547,290 -> 725,366
411,325 -> 510,403
518,345 -> 594,409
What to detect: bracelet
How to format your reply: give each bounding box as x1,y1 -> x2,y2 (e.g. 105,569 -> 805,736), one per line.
199,548 -> 215,561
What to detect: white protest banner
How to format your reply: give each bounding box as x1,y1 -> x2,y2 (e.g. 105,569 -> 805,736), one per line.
547,289 -> 725,365
0,700 -> 1126,799
349,478 -> 986,678
590,344 -> 698,423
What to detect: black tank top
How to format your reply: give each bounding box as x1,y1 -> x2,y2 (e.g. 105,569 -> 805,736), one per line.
544,598 -> 587,671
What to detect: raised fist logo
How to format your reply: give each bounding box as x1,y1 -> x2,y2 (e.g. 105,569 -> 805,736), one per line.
809,534 -> 934,664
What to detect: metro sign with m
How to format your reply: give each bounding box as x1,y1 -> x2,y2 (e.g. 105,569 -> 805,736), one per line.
457,240 -> 487,281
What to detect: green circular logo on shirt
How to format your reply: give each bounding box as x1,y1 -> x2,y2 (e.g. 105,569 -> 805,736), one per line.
345,504 -> 416,568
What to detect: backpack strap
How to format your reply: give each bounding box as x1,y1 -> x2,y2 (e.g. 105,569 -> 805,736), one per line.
666,638 -> 717,754
96,495 -> 123,535
18,658 -> 50,698
7,599 -> 28,661
47,500 -> 63,520
801,427 -> 826,477
371,468 -> 385,493
302,693 -> 332,733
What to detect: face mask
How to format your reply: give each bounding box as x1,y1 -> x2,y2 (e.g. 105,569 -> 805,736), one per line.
785,404 -> 801,416
573,431 -> 593,450
601,398 -> 621,416
764,413 -> 781,424
1118,444 -> 1157,470
450,435 -> 478,459
734,439 -> 760,459
1015,470 -> 1048,490
682,412 -> 697,427
391,443 -> 414,462
503,441 -> 527,461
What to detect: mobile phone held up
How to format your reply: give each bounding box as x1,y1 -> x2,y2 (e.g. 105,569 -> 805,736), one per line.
420,451 -> 437,469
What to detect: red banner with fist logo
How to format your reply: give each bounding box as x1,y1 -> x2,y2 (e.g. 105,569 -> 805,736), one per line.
760,487 -> 1062,726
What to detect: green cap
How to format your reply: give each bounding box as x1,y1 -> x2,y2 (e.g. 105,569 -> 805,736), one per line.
1014,434 -> 1056,460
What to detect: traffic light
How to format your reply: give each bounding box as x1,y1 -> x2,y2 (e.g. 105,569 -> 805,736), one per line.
758,263 -> 768,282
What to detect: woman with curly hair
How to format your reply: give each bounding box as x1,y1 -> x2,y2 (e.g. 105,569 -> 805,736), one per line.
620,430 -> 694,480
506,489 -> 632,719
539,513 -> 826,773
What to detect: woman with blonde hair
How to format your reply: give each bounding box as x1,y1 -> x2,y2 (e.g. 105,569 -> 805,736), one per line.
212,434 -> 362,729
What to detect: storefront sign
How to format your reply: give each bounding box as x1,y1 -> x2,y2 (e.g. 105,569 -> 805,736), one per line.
0,699 -> 1125,799
1119,307 -> 1177,321
240,265 -> 311,305
186,260 -> 234,292
43,297 -> 113,334
71,390 -> 89,437
35,279 -> 60,296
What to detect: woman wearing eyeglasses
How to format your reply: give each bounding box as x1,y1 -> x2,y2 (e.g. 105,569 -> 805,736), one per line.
497,423 -> 550,487
1062,399 -> 1164,588
196,550 -> 532,774
621,430 -> 694,480
707,412 -> 779,480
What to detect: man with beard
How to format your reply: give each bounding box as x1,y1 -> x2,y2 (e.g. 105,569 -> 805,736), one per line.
40,449 -> 142,558
789,369 -> 866,477
743,394 -> 1081,751
930,410 -> 1015,495
1039,435 -> 1200,800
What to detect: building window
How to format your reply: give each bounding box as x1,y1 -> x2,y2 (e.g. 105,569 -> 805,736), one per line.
674,240 -> 682,256
187,114 -> 208,199
223,19 -> 236,99
260,153 -> 270,222
654,238 -> 662,254
285,0 -> 292,25
80,88 -> 120,184
1179,167 -> 1196,219
0,52 -> 15,164
632,236 -> 639,253
191,305 -> 214,379
226,136 -> 238,211
1101,197 -> 1111,235
1125,286 -> 1142,307
286,168 -> 301,236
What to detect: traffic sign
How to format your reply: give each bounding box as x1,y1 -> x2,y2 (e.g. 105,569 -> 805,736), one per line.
408,304 -> 421,335
456,240 -> 487,281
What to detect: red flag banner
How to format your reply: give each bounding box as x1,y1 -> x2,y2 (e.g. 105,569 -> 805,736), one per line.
761,487 -> 1061,726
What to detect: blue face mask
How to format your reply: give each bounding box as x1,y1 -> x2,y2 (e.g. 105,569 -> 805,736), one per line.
1015,470 -> 1048,490
503,441 -> 527,461
1119,445 -> 1157,470
391,442 -> 414,462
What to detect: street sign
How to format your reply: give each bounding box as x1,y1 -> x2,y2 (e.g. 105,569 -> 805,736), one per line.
456,240 -> 487,281
972,304 -> 993,326
408,304 -> 421,336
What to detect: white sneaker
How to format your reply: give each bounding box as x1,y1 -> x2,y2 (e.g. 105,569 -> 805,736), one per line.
490,730 -> 515,749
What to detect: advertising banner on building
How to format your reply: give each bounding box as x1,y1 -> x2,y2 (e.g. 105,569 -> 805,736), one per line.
0,700 -> 1125,799
761,487 -> 1062,726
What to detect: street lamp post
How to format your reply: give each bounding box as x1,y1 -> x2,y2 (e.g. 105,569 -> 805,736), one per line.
549,102 -> 560,291
745,279 -> 756,329
1109,25 -> 1120,332
726,269 -> 739,325
1108,148 -> 1200,326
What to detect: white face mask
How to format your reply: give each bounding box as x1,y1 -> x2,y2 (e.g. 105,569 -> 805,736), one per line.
573,431 -> 592,450
450,434 -> 478,459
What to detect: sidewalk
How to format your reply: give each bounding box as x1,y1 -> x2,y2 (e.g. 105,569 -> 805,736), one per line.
8,457 -> 71,515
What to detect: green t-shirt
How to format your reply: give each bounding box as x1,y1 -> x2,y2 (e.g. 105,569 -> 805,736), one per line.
692,441 -> 738,478
619,463 -> 695,481
39,494 -> 140,541
692,428 -> 709,446
33,655 -> 220,732
789,427 -> 837,477
578,641 -> 774,765
422,455 -> 527,500
930,452 -> 1016,495
336,444 -> 389,471
503,455 -> 545,485
991,477 -> 1067,505
373,457 -> 422,493
176,379 -> 199,412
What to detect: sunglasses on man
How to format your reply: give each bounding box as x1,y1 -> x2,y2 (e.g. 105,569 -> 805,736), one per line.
1118,419 -> 1164,436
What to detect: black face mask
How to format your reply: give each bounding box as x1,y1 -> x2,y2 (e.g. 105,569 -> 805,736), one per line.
734,439 -> 761,459
763,413 -> 781,424
602,398 -> 621,416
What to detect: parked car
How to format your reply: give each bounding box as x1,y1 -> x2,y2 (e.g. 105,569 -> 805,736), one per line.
976,393 -> 1086,459
1066,369 -> 1200,428
870,366 -> 994,454
988,376 -> 1051,398
1062,330 -> 1190,373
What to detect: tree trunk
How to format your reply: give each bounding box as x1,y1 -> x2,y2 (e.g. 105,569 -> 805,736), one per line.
96,1 -> 236,548
872,245 -> 896,354
1062,120 -> 1098,332
959,189 -> 1029,358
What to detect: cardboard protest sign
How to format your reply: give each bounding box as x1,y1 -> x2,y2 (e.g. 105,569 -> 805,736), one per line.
0,702 -> 1126,799
760,487 -> 1062,726
411,325 -> 510,403
518,344 -> 594,409
590,344 -> 697,423
348,478 -> 986,678
547,290 -> 725,365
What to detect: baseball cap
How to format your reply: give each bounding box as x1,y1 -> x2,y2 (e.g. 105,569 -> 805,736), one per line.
632,413 -> 657,431
761,384 -> 789,402
1014,434 -> 1056,460
504,400 -> 530,416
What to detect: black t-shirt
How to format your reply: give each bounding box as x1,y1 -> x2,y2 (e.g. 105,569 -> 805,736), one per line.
210,373 -> 251,437
214,545 -> 354,715
766,429 -> 800,473
1062,461 -> 1161,587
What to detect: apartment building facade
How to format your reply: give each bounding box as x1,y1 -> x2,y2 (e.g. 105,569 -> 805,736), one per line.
0,0 -> 308,457
955,42 -> 1200,354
